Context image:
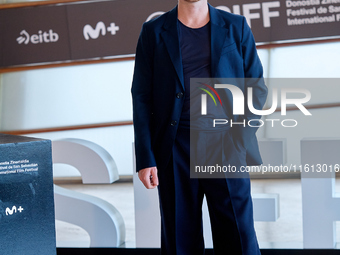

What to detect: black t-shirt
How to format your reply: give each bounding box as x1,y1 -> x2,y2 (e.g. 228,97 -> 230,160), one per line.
178,20 -> 211,125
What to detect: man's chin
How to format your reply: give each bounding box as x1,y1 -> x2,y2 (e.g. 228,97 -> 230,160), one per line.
183,0 -> 202,2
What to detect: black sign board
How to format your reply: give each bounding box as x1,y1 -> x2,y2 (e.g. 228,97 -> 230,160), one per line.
2,5 -> 71,66
0,0 -> 339,68
0,10 -> 5,67
209,0 -> 340,43
0,134 -> 56,255
67,0 -> 175,60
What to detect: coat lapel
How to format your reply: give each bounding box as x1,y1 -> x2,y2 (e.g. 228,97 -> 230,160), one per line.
209,4 -> 229,77
160,5 -> 230,87
161,7 -> 185,89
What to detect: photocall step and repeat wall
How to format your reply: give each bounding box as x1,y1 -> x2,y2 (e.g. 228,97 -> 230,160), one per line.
0,0 -> 340,68
1,0 -> 340,253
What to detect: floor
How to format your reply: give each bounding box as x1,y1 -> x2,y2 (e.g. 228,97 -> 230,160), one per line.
55,178 -> 340,249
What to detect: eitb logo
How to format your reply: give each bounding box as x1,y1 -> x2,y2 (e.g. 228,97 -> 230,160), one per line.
16,29 -> 59,45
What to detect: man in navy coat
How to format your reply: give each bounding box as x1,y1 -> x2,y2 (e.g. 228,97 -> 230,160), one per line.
132,1 -> 268,254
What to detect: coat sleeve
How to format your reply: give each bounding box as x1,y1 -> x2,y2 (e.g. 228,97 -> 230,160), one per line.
234,17 -> 268,151
131,23 -> 157,172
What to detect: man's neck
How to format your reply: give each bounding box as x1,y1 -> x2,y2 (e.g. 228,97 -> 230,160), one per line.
178,0 -> 209,28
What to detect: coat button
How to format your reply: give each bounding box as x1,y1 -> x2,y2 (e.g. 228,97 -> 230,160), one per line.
176,92 -> 184,99
170,120 -> 177,126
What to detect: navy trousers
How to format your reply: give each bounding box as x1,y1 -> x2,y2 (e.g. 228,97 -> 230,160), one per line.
157,126 -> 261,255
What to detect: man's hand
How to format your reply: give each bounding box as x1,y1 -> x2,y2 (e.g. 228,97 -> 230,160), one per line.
138,167 -> 159,189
